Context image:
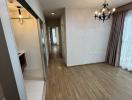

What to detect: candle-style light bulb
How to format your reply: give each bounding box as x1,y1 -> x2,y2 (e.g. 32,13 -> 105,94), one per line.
102,8 -> 106,12
19,14 -> 22,19
98,12 -> 101,16
95,11 -> 98,15
112,8 -> 116,12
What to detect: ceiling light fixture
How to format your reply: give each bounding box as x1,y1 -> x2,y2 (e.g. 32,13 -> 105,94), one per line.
17,6 -> 23,24
51,12 -> 55,16
94,0 -> 116,22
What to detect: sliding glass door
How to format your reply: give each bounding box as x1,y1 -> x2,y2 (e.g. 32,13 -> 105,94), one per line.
37,19 -> 48,81
120,10 -> 132,71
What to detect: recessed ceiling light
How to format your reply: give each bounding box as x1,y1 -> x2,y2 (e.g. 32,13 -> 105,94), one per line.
51,13 -> 55,15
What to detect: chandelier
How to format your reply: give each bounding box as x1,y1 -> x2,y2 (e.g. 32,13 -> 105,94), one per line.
94,0 -> 116,22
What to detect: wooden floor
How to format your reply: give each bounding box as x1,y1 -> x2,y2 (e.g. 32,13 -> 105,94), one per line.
0,84 -> 5,100
46,46 -> 132,100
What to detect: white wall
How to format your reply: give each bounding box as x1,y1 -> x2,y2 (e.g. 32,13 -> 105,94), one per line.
65,8 -> 112,66
11,16 -> 44,80
61,13 -> 67,64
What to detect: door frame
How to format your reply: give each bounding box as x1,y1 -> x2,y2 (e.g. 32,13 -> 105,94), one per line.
0,0 -> 48,99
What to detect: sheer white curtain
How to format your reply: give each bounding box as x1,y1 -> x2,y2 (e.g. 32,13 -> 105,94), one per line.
120,10 -> 132,71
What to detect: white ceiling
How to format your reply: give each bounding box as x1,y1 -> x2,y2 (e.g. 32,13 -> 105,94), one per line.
39,0 -> 132,18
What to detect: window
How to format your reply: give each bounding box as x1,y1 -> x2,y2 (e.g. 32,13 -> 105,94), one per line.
120,10 -> 132,70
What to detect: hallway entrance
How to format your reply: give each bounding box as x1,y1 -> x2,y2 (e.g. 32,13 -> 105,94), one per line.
45,18 -> 62,59
48,26 -> 61,58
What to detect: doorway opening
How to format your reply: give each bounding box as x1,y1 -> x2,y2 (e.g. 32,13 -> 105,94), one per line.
7,1 -> 47,100
46,18 -> 62,58
48,26 -> 61,58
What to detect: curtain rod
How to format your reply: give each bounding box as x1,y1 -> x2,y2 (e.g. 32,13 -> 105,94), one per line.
116,2 -> 132,13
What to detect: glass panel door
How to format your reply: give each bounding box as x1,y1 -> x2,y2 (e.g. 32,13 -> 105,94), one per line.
37,19 -> 48,81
